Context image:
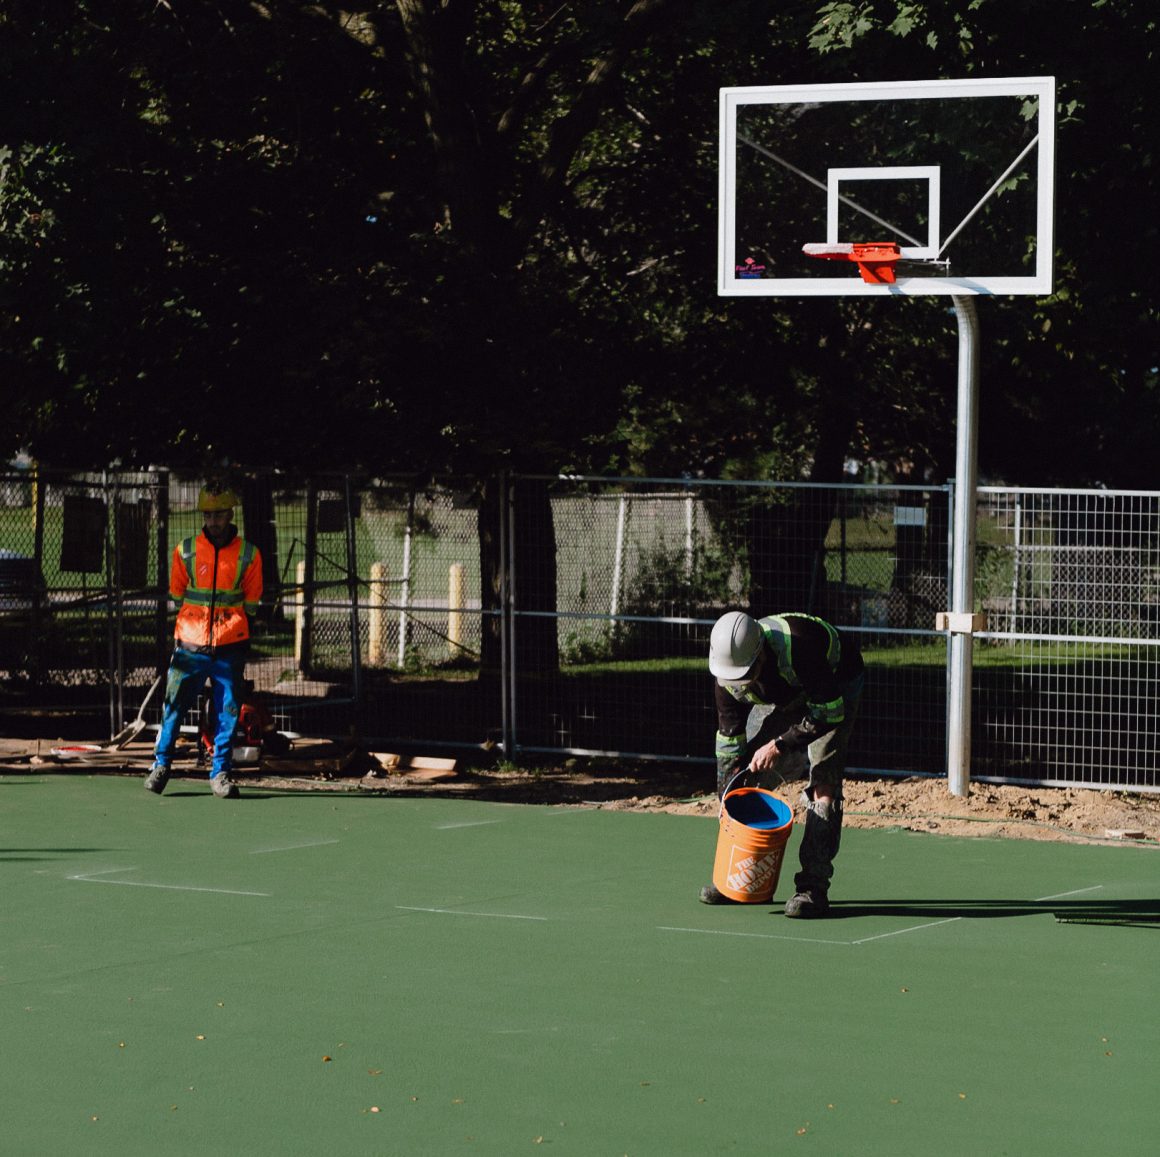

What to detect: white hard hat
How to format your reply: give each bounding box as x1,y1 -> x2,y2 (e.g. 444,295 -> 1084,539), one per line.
708,611 -> 763,680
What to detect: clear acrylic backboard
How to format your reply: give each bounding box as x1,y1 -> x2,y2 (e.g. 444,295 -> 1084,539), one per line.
718,77 -> 1055,297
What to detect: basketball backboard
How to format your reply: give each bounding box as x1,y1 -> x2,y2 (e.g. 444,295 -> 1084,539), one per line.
718,77 -> 1055,297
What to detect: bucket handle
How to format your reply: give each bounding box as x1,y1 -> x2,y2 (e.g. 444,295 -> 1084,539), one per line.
718,764 -> 757,820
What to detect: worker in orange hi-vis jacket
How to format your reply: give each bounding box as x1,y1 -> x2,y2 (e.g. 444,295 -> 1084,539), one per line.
145,481 -> 263,800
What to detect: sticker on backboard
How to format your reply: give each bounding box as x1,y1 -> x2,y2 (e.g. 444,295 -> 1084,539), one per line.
718,77 -> 1055,297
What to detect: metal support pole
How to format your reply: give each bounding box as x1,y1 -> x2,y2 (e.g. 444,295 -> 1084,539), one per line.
947,296 -> 980,797
498,472 -> 515,758
506,476 -> 518,757
397,489 -> 414,667
344,475 -> 363,712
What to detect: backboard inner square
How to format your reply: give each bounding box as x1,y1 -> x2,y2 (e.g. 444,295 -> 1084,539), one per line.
826,167 -> 941,259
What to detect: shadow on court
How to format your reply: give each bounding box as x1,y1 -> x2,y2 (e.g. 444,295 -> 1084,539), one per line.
830,897 -> 1160,925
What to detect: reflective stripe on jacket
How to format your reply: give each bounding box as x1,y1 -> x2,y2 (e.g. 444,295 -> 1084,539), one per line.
170,531 -> 262,649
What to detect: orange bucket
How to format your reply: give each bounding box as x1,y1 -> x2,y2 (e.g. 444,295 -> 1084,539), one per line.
711,787 -> 794,903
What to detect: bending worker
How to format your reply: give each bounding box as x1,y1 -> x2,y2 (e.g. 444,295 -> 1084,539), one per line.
701,611 -> 864,918
145,481 -> 263,799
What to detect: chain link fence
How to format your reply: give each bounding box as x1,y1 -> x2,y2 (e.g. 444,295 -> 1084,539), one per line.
2,468 -> 1157,791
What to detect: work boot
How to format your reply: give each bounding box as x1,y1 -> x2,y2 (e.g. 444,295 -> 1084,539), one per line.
699,883 -> 735,905
210,772 -> 239,799
144,763 -> 170,795
784,888 -> 830,918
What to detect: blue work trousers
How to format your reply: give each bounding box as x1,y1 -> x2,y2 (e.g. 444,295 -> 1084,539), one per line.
154,646 -> 246,777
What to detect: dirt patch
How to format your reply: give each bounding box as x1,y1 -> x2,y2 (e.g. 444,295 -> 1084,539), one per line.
256,761 -> 1160,849
5,733 -> 1158,848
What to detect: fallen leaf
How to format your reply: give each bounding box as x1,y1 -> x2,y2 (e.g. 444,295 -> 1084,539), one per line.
322,1056 -> 332,1063
195,1035 -> 205,1041
368,1069 -> 383,1076
370,1107 -> 380,1114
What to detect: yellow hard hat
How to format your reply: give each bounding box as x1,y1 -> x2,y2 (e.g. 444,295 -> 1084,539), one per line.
197,482 -> 240,512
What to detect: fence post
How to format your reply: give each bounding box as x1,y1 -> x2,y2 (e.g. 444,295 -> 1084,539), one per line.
610,493 -> 627,619
294,559 -> 307,670
103,470 -> 121,736
397,489 -> 414,667
300,481 -> 317,675
448,563 -> 464,659
368,561 -> 388,666
30,463 -> 46,691
155,471 -> 170,672
344,475 -> 363,710
500,471 -> 515,757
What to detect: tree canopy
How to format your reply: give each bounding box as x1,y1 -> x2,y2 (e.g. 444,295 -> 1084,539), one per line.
0,1 -> 1156,485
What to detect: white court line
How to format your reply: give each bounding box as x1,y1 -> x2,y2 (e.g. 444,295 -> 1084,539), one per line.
67,867 -> 270,897
657,925 -> 849,946
396,905 -> 547,922
249,839 -> 340,854
434,820 -> 505,830
1034,885 -> 1103,902
849,917 -> 964,945
663,885 -> 1109,947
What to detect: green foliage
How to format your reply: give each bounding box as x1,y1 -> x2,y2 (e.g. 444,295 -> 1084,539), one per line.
0,0 -> 1157,493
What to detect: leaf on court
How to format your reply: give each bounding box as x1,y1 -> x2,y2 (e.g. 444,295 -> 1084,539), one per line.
796,1126 -> 808,1135
959,1093 -> 967,1100
368,1069 -> 383,1076
900,987 -> 908,993
890,1098 -> 900,1104
322,1056 -> 332,1063
195,1035 -> 205,1041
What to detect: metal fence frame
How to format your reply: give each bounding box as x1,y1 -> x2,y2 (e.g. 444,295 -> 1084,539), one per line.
2,469 -> 1158,793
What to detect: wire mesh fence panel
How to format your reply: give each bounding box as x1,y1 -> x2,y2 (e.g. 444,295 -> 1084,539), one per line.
974,488 -> 1160,788
511,477 -> 952,771
4,469 -> 1159,790
357,480 -> 501,749
0,470 -> 170,734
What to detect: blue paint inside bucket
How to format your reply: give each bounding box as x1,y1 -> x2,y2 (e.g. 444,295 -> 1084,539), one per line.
724,790 -> 791,830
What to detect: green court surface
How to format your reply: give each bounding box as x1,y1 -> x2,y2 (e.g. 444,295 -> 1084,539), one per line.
3,774 -> 1159,1156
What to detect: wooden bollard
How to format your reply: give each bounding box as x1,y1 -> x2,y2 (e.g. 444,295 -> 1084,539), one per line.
448,563 -> 464,658
368,561 -> 388,666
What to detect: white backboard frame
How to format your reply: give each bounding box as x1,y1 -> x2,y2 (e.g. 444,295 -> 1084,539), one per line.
718,76 -> 1056,297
